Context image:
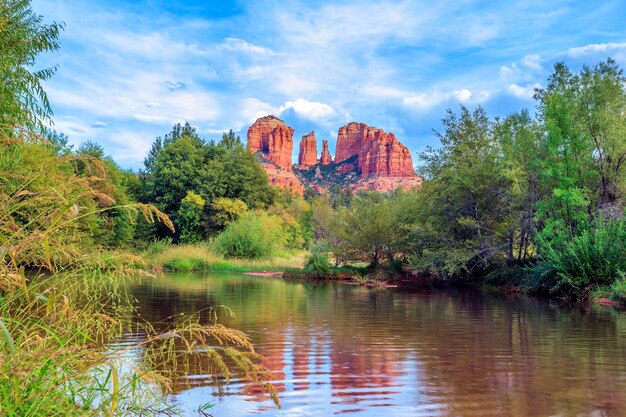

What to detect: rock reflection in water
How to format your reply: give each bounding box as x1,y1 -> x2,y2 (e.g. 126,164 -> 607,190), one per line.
113,272 -> 626,417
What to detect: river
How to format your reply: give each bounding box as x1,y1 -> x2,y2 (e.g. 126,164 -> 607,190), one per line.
114,272 -> 626,416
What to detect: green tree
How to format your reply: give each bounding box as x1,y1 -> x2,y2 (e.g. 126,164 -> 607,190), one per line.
141,124 -> 275,240
177,191 -> 205,243
337,192 -> 411,266
0,0 -> 64,131
495,110 -> 543,262
211,197 -> 248,229
415,106 -> 513,277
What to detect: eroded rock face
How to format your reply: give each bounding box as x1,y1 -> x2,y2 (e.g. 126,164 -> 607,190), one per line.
247,115 -> 294,171
335,122 -> 417,178
260,161 -> 305,194
319,139 -> 332,165
247,115 -> 420,193
335,123 -> 367,164
298,132 -> 318,167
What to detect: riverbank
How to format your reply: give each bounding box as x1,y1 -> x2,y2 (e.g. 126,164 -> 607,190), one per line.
145,244 -> 307,273
140,244 -> 626,310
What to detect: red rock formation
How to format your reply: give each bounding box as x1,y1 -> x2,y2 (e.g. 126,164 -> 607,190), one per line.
248,116 -> 420,194
247,115 -> 294,171
298,131 -> 317,167
260,162 -> 305,195
319,139 -> 332,165
334,122 -> 417,179
335,122 -> 366,164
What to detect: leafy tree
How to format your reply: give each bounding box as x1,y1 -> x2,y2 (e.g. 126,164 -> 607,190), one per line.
495,110 -> 543,262
211,197 -> 248,229
43,129 -> 73,156
415,106 -> 513,277
536,59 -> 626,214
141,124 -> 275,241
177,191 -> 205,243
0,0 -> 64,131
336,192 -> 412,266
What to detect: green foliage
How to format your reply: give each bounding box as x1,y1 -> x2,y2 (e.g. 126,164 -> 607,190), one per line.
141,125 -> 275,240
177,191 -> 205,243
214,212 -> 285,259
211,197 -> 248,229
303,252 -> 332,278
0,0 -> 64,131
144,237 -> 173,256
302,240 -> 332,278
610,279 -> 626,305
413,105 -> 514,278
533,217 -> 626,293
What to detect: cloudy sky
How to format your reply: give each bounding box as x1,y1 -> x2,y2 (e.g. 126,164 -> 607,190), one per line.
32,0 -> 626,169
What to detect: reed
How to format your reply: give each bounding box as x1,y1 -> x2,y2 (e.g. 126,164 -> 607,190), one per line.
0,130 -> 279,415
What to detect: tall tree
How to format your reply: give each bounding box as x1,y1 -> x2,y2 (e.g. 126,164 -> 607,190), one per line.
0,0 -> 63,131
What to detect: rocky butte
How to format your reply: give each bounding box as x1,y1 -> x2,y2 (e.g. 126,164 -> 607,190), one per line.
298,132 -> 318,167
247,115 -> 421,194
247,115 -> 304,193
319,140 -> 332,165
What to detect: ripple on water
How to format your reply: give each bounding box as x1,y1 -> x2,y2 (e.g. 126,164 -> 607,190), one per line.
112,273 -> 626,417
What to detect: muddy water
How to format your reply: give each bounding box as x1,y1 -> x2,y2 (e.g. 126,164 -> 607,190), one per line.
118,272 -> 626,416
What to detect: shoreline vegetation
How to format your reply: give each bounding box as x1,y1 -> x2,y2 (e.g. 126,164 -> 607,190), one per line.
2,1 -> 626,415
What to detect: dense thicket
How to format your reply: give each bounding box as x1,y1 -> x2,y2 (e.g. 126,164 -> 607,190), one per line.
139,125 -> 276,241
305,59 -> 626,298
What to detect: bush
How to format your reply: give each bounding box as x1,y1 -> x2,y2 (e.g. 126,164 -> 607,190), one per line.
214,212 -> 285,259
303,252 -> 332,278
145,237 -> 173,256
533,218 -> 626,293
610,278 -> 626,306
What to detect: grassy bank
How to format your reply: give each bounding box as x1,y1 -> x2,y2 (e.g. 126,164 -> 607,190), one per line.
0,268 -> 280,416
145,244 -> 306,272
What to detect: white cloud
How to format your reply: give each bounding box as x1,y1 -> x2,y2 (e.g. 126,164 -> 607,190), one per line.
565,42 -> 626,58
239,98 -> 277,124
454,89 -> 472,102
91,121 -> 108,128
403,88 -> 480,109
403,93 -> 444,109
507,83 -> 540,99
220,37 -> 276,57
521,54 -> 542,71
278,98 -> 336,120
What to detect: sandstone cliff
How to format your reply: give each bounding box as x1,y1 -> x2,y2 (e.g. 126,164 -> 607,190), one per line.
247,115 -> 304,194
247,115 -> 294,171
334,122 -> 416,179
319,139 -> 332,165
247,116 -> 420,194
298,132 -> 317,167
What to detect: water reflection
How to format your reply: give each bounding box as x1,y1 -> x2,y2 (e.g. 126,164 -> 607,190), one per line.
115,272 -> 626,417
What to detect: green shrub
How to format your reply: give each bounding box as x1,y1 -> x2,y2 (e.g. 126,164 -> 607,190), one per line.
145,237 -> 173,256
533,218 -> 626,293
610,278 -> 626,305
214,212 -> 285,259
177,191 -> 205,243
303,252 -> 332,278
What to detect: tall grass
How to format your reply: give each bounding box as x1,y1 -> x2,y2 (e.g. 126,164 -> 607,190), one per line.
146,244 -> 305,272
0,130 -> 280,415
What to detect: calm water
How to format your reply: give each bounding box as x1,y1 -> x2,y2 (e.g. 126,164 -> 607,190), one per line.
116,272 -> 626,416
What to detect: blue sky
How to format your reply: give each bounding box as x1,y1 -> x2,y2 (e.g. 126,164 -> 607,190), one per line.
32,0 -> 626,169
